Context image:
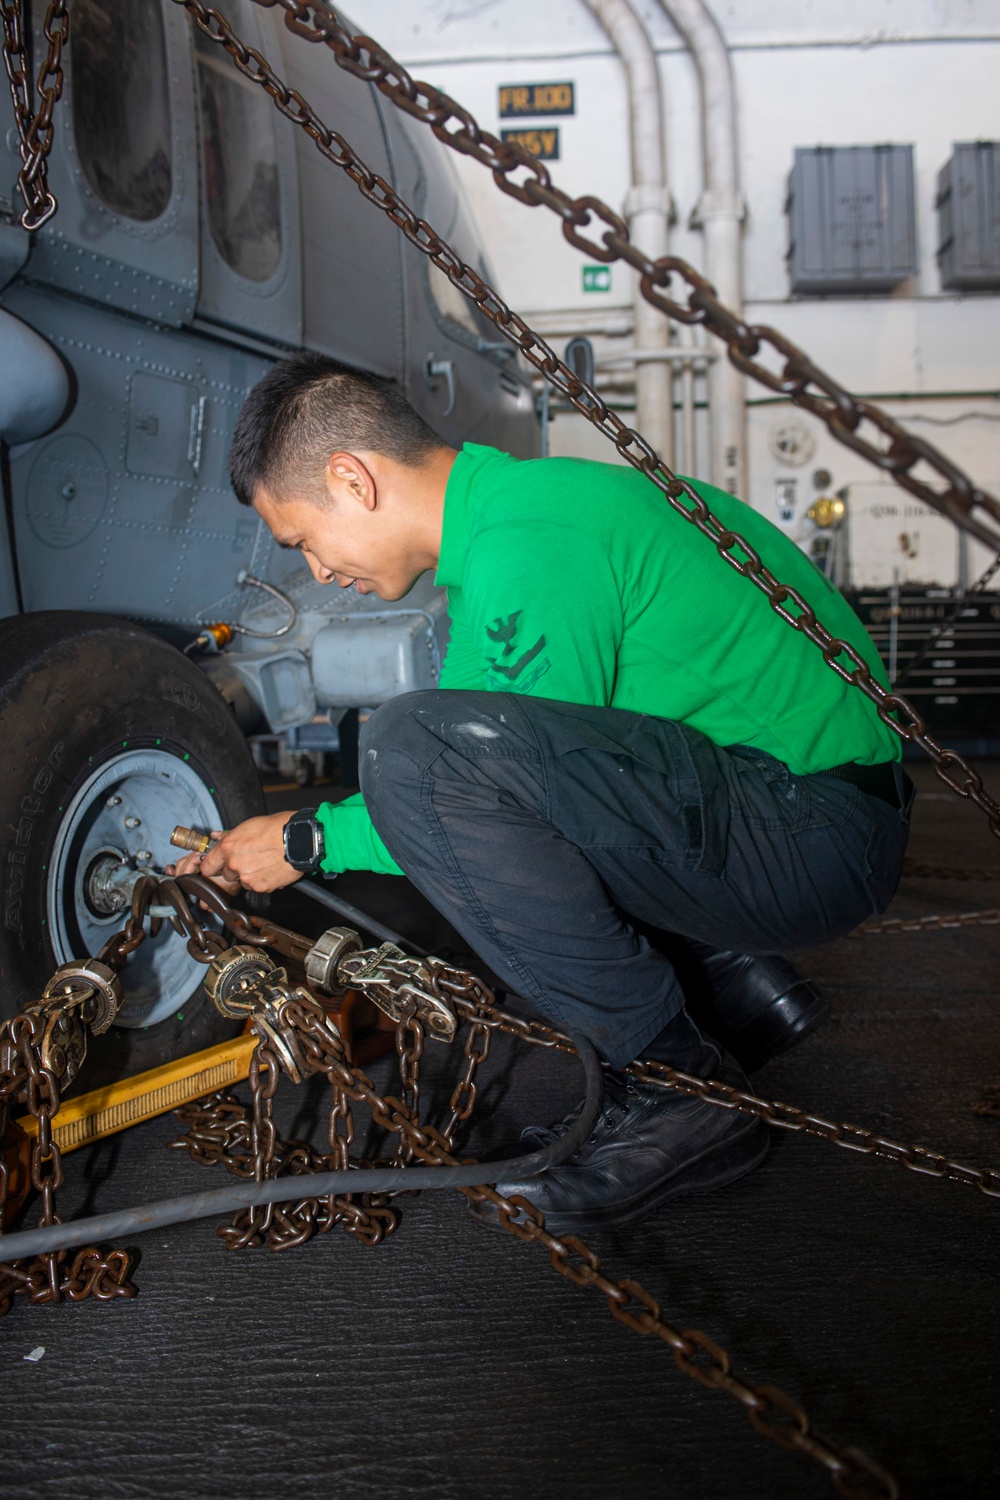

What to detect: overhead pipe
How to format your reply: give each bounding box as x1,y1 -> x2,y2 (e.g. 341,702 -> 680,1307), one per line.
653,0 -> 747,498
582,0 -> 675,468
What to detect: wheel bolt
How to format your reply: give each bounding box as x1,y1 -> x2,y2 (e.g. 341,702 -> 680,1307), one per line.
136,849 -> 152,862
106,795 -> 122,807
125,816 -> 141,829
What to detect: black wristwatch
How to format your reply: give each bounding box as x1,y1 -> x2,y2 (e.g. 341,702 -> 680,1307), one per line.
283,807 -> 326,874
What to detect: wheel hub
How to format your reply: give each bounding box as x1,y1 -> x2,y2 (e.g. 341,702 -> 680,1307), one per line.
48,748 -> 222,1028
83,849 -> 134,918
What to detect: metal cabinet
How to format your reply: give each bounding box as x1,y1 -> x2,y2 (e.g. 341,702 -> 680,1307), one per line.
848,588 -> 1000,739
787,145 -> 917,296
937,142 -> 1000,292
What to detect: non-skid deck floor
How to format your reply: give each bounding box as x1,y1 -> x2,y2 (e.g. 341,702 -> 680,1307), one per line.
2,760 -> 998,1500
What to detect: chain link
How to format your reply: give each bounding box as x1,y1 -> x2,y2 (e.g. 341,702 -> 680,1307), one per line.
0,0 -> 67,230
0,1005 -> 136,1311
439,1016 -> 491,1150
629,1058 -> 1000,1200
391,1007 -> 423,1166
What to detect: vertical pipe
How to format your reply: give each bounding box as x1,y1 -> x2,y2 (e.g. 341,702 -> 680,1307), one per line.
583,0 -> 675,468
680,338 -> 697,474
653,0 -> 747,498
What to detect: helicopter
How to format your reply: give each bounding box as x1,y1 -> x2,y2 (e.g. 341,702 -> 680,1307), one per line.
0,0 -> 537,1087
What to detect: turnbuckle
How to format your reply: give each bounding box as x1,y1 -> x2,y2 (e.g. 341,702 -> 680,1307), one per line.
23,959 -> 124,1086
336,942 -> 458,1043
300,925 -> 458,1040
205,945 -> 329,1084
39,959 -> 123,1035
203,928 -> 459,1082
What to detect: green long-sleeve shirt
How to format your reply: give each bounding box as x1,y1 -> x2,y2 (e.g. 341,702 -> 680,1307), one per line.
316,442 -> 898,876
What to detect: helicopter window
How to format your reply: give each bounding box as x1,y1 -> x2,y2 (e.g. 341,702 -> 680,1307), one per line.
71,0 -> 173,222
428,262 -> 484,339
193,4 -> 282,283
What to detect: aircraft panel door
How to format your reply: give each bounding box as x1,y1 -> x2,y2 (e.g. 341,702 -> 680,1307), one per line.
3,278 -> 270,624
379,103 -> 538,457
274,19 -> 403,378
190,1 -> 303,348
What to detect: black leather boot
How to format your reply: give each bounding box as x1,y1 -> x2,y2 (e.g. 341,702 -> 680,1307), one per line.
679,946 -> 830,1072
469,1010 -> 767,1236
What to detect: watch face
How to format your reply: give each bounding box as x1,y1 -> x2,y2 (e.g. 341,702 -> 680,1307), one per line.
286,817 -> 319,867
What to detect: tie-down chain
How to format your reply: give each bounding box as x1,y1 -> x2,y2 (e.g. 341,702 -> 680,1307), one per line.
0,0 -> 67,229
3,877 -> 1000,1496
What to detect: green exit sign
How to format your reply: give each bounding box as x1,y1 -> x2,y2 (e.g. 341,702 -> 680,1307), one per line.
582,265 -> 611,293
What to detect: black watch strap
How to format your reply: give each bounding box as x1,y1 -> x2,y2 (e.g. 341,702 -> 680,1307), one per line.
283,807 -> 326,873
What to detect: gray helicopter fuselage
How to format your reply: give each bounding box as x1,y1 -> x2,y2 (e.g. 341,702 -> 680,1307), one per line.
0,0 -> 537,734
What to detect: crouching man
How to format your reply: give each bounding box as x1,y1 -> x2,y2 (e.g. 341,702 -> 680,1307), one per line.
170,351 -> 911,1234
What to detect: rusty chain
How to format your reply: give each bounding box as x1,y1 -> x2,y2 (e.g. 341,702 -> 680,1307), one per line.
853,854 -> 1000,933
198,1001 -> 903,1497
0,0 -> 67,230
392,1008 -> 423,1165
4,874 -> 999,1487
450,996 -> 1000,1200
631,1057 -> 1000,1200
0,1007 -> 135,1314
168,0 -> 1000,846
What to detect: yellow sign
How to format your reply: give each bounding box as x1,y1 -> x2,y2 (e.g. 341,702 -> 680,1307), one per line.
500,127 -> 560,161
498,82 -> 575,118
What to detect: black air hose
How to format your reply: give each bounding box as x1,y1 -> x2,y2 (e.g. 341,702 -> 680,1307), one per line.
0,1033 -> 603,1260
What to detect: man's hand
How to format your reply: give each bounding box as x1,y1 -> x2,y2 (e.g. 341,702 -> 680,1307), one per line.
165,810 -> 302,894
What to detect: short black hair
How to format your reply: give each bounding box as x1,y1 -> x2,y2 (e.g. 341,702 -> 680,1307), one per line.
228,351 -> 442,506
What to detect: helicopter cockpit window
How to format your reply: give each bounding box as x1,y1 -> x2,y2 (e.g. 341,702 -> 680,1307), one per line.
193,3 -> 282,283
72,1 -> 173,222
429,262 -> 485,339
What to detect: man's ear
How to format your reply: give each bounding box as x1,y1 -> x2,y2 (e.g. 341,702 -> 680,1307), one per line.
326,451 -> 377,510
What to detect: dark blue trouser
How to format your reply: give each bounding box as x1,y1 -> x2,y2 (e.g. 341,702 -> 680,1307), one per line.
359,692 -> 910,1068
